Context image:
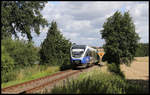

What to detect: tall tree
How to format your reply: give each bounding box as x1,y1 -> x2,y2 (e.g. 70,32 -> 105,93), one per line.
40,21 -> 71,65
100,11 -> 140,74
1,1 -> 48,41
120,12 -> 140,64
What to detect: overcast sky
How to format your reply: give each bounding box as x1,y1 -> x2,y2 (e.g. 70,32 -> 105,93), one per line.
32,1 -> 149,47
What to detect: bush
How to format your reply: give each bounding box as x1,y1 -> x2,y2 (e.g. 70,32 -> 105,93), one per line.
2,71 -> 17,83
1,45 -> 15,82
107,63 -> 120,73
107,63 -> 125,78
2,65 -> 60,88
1,38 -> 40,83
2,38 -> 40,67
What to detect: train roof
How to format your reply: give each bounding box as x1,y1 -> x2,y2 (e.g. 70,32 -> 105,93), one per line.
71,45 -> 86,48
71,45 -> 97,50
72,45 -> 86,47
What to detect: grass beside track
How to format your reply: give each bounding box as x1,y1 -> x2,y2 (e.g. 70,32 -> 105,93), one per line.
51,68 -> 147,94
50,57 -> 149,94
1,65 -> 60,88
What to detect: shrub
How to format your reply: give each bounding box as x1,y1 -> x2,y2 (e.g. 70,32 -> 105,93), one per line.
2,38 -> 40,67
1,38 -> 40,83
107,63 -> 125,78
2,65 -> 60,88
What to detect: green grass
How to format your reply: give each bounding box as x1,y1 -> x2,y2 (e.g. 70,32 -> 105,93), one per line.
1,65 -> 60,88
51,67 -> 147,94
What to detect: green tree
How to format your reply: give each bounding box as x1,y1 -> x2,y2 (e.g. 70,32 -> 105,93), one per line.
40,21 -> 71,66
2,38 -> 40,67
1,1 -> 48,41
100,11 -> 140,75
1,45 -> 15,82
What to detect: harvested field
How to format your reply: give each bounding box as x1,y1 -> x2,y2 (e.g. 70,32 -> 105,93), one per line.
121,57 -> 149,80
97,57 -> 149,93
120,57 -> 149,92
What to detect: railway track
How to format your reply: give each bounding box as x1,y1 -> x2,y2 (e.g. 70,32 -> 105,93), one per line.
1,65 -> 97,94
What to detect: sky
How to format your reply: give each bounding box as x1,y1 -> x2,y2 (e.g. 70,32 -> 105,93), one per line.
32,1 -> 149,47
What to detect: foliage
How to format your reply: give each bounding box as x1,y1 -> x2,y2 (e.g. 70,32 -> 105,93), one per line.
2,65 -> 60,88
1,1 -> 48,41
135,43 -> 149,57
1,38 -> 40,67
40,21 -> 72,66
107,63 -> 125,78
100,11 -> 140,74
1,45 -> 15,82
51,71 -> 145,94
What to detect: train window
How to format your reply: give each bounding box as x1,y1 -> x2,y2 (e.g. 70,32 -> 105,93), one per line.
72,49 -> 84,58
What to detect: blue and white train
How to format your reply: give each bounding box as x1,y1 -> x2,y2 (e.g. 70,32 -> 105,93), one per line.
70,45 -> 100,68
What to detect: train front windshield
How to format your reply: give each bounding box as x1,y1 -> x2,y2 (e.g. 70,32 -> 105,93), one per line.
71,45 -> 86,58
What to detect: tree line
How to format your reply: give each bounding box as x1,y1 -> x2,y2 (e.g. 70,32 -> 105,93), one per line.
135,43 -> 149,57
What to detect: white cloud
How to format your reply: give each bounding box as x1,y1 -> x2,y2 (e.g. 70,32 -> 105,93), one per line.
125,2 -> 149,43
33,1 -> 149,47
63,32 -> 79,39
